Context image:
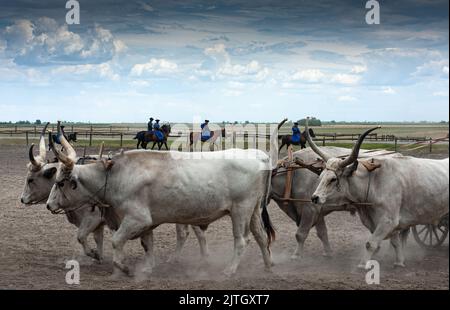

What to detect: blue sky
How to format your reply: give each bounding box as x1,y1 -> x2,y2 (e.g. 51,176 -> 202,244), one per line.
0,0 -> 448,122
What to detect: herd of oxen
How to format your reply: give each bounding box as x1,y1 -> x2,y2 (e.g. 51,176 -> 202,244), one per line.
20,119 -> 449,278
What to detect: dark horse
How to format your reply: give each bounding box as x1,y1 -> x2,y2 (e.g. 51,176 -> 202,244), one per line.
134,124 -> 171,150
278,128 -> 316,152
189,128 -> 226,145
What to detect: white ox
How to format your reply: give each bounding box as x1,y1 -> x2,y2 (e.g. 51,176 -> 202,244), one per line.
45,122 -> 281,276
305,118 -> 449,268
21,123 -> 208,263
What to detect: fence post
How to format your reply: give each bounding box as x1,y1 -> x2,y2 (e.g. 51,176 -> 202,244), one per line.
322,136 -> 325,146
89,126 -> 93,147
120,133 -> 123,147
26,131 -> 29,146
394,137 -> 397,152
34,126 -> 37,137
429,137 -> 432,153
15,125 -> 17,133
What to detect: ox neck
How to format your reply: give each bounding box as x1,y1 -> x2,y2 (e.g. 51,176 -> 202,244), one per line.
77,163 -> 112,205
345,167 -> 373,205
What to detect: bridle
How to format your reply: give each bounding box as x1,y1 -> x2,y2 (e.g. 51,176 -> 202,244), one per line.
50,163 -> 111,215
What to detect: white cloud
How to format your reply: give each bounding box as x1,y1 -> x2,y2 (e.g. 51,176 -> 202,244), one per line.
351,65 -> 367,74
413,59 -> 449,78
382,86 -> 396,94
291,69 -> 325,82
338,95 -> 357,102
52,63 -> 120,81
443,66 -> 449,75
331,73 -> 361,85
1,18 -> 125,66
130,58 -> 178,76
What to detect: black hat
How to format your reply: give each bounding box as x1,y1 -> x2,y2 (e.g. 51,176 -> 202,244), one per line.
205,120 -> 210,123
294,122 -> 299,125
61,125 -> 65,128
149,117 -> 154,120
155,119 -> 160,122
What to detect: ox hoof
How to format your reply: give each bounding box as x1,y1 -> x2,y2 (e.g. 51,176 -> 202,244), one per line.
290,254 -> 303,261
323,249 -> 333,258
113,261 -> 133,277
222,267 -> 236,278
357,263 -> 367,270
394,262 -> 406,268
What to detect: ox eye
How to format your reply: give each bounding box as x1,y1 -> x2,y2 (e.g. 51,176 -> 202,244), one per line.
330,177 -> 337,183
57,181 -> 65,188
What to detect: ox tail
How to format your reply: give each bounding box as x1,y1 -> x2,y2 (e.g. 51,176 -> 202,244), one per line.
261,169 -> 276,249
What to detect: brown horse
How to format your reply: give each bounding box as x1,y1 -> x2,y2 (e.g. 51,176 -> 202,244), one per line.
278,128 -> 315,153
189,128 -> 226,150
134,124 -> 171,150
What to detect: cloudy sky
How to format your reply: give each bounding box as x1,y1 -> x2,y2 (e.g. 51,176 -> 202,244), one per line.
0,0 -> 448,122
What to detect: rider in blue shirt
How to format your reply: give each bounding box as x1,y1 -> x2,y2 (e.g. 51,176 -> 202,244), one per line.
201,120 -> 211,141
292,122 -> 301,143
153,119 -> 161,130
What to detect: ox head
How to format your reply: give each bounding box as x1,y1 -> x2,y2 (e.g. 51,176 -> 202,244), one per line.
304,117 -> 380,205
46,121 -> 85,213
21,122 -> 59,205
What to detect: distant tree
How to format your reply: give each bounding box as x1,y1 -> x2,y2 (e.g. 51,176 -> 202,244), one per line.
298,117 -> 321,126
35,119 -> 42,125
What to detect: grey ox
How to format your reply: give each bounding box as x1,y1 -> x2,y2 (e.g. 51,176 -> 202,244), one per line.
21,123 -> 209,264
305,118 -> 449,268
271,146 -> 359,259
45,122 -> 281,276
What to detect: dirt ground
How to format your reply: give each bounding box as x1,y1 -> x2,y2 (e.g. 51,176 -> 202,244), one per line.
0,145 -> 448,290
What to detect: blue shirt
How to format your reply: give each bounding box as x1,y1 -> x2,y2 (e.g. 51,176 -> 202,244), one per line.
292,126 -> 300,136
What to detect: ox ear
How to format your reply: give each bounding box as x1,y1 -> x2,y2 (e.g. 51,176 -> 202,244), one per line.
43,167 -> 57,179
342,160 -> 359,177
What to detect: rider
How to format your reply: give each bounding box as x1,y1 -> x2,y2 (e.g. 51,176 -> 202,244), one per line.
201,119 -> 211,141
147,117 -> 154,131
153,119 -> 161,130
291,122 -> 301,143
153,119 -> 163,141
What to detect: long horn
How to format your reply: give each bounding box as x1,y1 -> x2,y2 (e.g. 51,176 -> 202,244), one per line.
57,121 -> 76,162
304,117 -> 331,162
49,136 -> 74,168
28,144 -> 41,168
338,126 -> 381,168
98,141 -> 105,159
38,122 -> 50,161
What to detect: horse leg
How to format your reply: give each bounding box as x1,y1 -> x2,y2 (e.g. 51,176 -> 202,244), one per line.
151,142 -> 156,150
164,142 -> 169,150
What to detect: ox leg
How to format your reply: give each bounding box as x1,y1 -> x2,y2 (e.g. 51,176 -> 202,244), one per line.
139,230 -> 155,276
168,224 -> 190,262
93,224 -> 105,263
315,216 -> 333,257
249,205 -> 273,271
358,216 -> 396,269
76,215 -> 103,262
390,232 -> 406,268
291,212 -> 314,260
192,225 -> 209,260
111,213 -> 152,277
223,207 -> 252,276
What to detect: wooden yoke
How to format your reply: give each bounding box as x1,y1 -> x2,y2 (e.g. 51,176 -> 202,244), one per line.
282,145 -> 294,206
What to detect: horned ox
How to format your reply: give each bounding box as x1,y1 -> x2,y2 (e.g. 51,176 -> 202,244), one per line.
46,121 -> 282,276
305,118 -> 449,268
22,123 -> 209,264
271,147 -> 360,259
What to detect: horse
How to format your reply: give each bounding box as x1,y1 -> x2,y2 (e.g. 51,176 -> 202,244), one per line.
278,128 -> 315,153
134,124 -> 171,150
189,128 -> 226,151
48,130 -> 77,151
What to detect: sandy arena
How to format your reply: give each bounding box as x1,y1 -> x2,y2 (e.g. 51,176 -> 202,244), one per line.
0,145 -> 448,290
